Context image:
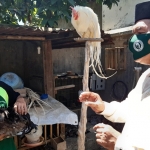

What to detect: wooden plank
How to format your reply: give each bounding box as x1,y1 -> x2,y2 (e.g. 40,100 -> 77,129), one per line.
113,48 -> 116,69
107,48 -> 111,69
117,48 -> 120,70
105,48 -> 113,70
105,49 -> 108,70
110,49 -> 113,69
114,48 -> 118,70
60,124 -> 65,139
50,125 -> 53,138
43,40 -> 54,97
44,125 -> 47,141
18,139 -> 51,150
57,124 -> 59,137
118,47 -> 125,70
55,84 -> 75,91
123,48 -> 126,70
0,35 -> 45,41
74,38 -> 104,42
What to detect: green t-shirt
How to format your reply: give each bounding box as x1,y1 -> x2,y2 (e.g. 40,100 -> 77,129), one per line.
0,81 -> 20,150
0,138 -> 16,150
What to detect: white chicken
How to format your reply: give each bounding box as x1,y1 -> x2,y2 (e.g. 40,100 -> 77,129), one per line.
70,6 -> 101,40
70,5 -> 104,78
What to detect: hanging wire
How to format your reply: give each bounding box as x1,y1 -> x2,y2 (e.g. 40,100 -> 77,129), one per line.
111,81 -> 128,101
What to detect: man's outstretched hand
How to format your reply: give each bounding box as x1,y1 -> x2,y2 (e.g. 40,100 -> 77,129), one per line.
93,123 -> 121,150
79,92 -> 105,113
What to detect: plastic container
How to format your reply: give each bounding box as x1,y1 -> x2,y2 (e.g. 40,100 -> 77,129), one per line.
25,125 -> 43,144
40,94 -> 48,102
0,72 -> 24,89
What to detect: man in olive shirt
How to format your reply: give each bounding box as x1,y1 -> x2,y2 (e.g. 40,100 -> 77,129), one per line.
0,81 -> 27,150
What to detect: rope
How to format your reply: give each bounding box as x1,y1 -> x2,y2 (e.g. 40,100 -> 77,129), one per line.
25,88 -> 53,116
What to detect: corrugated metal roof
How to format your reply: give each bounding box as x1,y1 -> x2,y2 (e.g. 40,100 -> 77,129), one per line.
0,24 -> 113,49
0,24 -> 73,37
105,26 -> 133,37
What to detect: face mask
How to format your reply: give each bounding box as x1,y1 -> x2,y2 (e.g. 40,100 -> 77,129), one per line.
128,33 -> 150,60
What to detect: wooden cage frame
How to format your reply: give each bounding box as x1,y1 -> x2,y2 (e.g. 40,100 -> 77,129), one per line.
0,36 -> 60,149
105,47 -> 126,70
14,124 -> 65,150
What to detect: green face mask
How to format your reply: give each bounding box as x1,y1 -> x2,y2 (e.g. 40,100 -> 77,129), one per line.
128,33 -> 150,60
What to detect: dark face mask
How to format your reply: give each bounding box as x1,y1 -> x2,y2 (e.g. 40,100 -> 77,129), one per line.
128,33 -> 150,60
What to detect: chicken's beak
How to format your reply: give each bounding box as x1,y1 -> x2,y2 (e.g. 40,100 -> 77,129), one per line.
70,6 -> 76,13
70,6 -> 78,19
70,6 -> 74,11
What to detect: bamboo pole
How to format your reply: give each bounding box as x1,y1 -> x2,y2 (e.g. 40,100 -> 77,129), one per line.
77,41 -> 90,150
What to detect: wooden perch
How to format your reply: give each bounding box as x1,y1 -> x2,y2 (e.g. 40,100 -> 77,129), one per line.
55,84 -> 75,91
74,38 -> 104,42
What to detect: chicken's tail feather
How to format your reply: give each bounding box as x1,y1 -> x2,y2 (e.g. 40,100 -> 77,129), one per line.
89,43 -> 117,79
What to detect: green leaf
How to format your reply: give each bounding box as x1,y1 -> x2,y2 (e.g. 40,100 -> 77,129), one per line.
0,0 -> 120,27
51,0 -> 58,5
68,0 -> 75,6
48,20 -> 54,27
41,18 -> 48,26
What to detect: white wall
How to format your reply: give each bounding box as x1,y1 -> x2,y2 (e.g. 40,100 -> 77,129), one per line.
102,0 -> 148,31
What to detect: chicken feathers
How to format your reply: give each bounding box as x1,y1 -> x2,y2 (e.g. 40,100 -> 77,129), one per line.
71,5 -> 104,77
71,6 -> 101,40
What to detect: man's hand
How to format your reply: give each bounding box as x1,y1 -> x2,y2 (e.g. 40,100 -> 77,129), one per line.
14,96 -> 27,115
93,123 -> 121,150
79,92 -> 105,113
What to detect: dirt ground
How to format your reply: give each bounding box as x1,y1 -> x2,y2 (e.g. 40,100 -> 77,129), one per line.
33,130 -> 106,150
32,113 -> 124,150
65,122 -> 106,150
66,131 -> 106,150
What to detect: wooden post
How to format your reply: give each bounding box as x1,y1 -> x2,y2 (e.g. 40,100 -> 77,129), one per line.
44,125 -> 47,141
60,124 -> 65,139
77,41 -> 90,150
74,38 -> 103,150
43,40 -> 54,97
117,47 -> 120,70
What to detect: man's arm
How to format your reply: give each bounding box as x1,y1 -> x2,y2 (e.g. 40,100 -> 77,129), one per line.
0,81 -> 27,115
79,91 -> 135,123
79,92 -> 128,123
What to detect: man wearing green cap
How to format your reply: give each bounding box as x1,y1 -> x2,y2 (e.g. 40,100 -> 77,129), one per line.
0,81 -> 27,150
79,1 -> 150,150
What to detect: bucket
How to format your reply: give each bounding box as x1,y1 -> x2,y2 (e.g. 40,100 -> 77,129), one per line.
0,72 -> 24,89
